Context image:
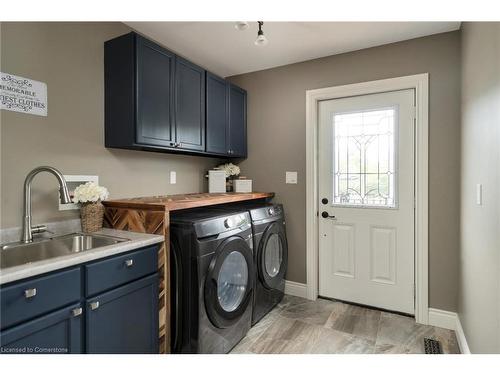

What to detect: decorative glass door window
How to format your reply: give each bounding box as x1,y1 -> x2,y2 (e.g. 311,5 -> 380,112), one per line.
332,108 -> 397,208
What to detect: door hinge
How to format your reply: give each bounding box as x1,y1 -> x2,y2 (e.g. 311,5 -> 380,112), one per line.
412,105 -> 417,120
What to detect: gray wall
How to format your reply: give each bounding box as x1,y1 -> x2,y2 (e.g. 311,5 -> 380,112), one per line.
1,22 -> 220,229
229,31 -> 462,311
458,22 -> 500,353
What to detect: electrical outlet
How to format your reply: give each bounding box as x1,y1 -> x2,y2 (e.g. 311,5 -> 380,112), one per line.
170,171 -> 177,184
286,171 -> 298,184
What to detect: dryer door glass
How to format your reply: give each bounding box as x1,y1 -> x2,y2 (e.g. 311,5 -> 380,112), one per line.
217,251 -> 249,312
258,222 -> 288,290
264,233 -> 283,277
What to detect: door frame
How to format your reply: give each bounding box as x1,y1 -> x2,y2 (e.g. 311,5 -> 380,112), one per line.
305,74 -> 429,324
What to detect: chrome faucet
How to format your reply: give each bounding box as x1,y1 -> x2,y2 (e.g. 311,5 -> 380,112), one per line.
21,166 -> 72,243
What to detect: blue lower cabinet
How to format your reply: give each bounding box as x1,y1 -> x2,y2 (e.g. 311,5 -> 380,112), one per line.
0,303 -> 83,354
0,268 -> 81,330
86,274 -> 159,354
0,245 -> 159,354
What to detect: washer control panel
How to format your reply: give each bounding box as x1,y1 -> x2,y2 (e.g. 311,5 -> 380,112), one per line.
267,205 -> 281,217
224,214 -> 248,229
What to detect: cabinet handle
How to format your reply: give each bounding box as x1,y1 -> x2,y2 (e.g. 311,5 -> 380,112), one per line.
170,142 -> 176,147
90,301 -> 100,310
24,288 -> 37,299
175,143 -> 181,148
125,259 -> 134,267
72,307 -> 83,317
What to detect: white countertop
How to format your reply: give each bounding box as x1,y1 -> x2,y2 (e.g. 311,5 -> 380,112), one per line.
0,228 -> 164,285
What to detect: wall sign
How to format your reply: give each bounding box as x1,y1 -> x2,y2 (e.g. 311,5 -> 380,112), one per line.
0,72 -> 47,116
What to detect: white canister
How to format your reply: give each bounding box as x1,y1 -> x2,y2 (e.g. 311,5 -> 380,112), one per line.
234,179 -> 252,193
208,170 -> 227,193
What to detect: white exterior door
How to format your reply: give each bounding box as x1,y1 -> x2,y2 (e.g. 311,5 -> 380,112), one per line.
318,89 -> 415,314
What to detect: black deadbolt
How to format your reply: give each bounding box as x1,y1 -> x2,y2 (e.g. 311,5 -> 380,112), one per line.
321,198 -> 328,204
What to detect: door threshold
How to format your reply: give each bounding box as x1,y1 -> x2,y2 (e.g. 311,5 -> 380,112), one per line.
318,295 -> 415,318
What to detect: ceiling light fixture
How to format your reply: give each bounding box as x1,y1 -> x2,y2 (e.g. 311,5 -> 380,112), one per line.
254,21 -> 268,46
235,22 -> 249,31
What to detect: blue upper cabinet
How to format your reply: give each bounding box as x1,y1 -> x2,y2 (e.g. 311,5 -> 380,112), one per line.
105,32 -> 246,159
206,73 -> 247,158
175,58 -> 205,151
136,36 -> 176,147
228,84 -> 247,158
206,72 -> 229,155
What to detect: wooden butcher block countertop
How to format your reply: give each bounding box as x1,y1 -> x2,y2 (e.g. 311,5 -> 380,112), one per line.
102,192 -> 275,211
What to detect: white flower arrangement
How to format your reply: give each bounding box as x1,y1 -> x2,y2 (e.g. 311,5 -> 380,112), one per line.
216,163 -> 241,178
72,182 -> 109,204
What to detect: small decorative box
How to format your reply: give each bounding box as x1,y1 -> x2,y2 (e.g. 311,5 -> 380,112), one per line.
234,179 -> 252,193
208,170 -> 226,193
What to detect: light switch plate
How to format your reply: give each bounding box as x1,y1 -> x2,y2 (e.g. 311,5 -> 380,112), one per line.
170,171 -> 177,184
476,183 -> 482,205
286,171 -> 298,184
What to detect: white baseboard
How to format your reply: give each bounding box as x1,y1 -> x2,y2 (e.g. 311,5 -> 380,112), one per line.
454,314 -> 471,354
428,308 -> 457,330
428,308 -> 471,354
284,280 -> 308,299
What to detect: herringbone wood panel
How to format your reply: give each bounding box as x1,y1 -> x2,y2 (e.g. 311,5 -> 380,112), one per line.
104,207 -> 170,354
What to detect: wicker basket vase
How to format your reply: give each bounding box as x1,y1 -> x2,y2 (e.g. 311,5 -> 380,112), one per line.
80,201 -> 105,233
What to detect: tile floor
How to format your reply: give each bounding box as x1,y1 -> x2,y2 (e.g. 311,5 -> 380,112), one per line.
231,295 -> 460,354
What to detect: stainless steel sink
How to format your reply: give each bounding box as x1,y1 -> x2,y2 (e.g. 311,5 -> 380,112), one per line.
0,233 -> 129,269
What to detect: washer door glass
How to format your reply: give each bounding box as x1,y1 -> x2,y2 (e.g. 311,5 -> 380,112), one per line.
264,233 -> 283,277
217,251 -> 249,312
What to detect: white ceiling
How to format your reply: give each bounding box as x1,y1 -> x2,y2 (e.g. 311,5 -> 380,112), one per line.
125,22 -> 460,77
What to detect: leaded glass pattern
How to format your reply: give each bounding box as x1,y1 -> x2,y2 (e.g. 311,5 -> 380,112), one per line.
332,108 -> 396,207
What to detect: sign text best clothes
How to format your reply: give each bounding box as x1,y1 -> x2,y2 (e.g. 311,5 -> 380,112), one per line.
0,72 -> 47,116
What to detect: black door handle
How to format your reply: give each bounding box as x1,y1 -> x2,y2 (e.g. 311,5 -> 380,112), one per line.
321,211 -> 336,219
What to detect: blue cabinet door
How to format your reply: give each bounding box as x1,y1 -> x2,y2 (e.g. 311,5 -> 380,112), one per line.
0,303 -> 83,354
0,267 -> 81,330
86,274 -> 159,354
228,84 -> 247,158
85,245 -> 158,297
175,57 -> 206,151
136,35 -> 176,148
206,72 -> 229,155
